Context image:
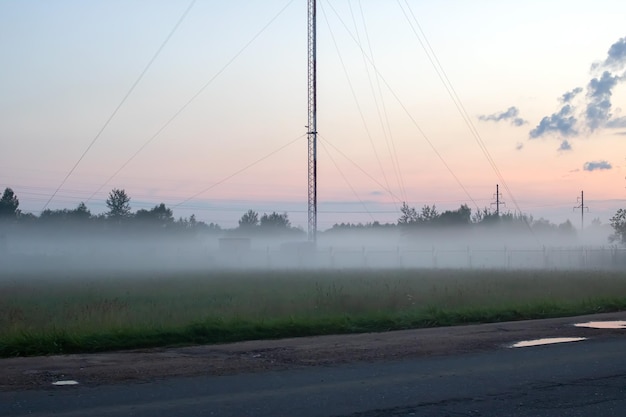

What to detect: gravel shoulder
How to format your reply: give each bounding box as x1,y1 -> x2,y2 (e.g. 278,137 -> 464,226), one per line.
2,311 -> 626,391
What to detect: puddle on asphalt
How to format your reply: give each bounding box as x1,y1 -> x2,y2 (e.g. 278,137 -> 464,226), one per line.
510,337 -> 587,348
52,380 -> 79,386
574,321 -> 626,329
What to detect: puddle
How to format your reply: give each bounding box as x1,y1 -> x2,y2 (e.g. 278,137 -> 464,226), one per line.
510,337 -> 587,348
574,321 -> 626,329
52,380 -> 79,386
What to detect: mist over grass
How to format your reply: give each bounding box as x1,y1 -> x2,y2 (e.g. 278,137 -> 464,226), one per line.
1,204 -> 623,356
2,269 -> 626,357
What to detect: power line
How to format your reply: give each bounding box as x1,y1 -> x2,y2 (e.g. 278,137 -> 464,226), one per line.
320,1 -> 396,208
354,0 -> 407,202
318,134 -> 403,202
323,1 -> 480,212
397,1 -> 524,217
319,139 -> 376,222
42,0 -> 197,211
85,0 -> 297,204
173,134 -> 305,209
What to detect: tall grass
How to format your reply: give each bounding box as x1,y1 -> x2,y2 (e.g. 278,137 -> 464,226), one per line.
1,269 -> 626,357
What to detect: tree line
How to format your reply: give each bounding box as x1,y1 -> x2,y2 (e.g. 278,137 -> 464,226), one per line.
1,186 -> 624,242
0,187 -> 219,235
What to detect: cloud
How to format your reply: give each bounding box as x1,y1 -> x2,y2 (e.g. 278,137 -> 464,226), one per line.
369,191 -> 383,196
478,106 -> 527,126
529,104 -> 578,138
602,37 -> 626,71
530,37 -> 626,140
585,71 -> 621,131
560,87 -> 583,103
558,140 -> 572,151
515,142 -> 523,150
583,160 -> 612,171
614,131 -> 626,136
606,116 -> 626,128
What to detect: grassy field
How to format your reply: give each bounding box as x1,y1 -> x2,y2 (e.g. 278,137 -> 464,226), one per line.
1,268 -> 626,357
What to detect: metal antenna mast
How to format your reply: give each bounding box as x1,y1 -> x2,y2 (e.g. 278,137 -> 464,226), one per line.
307,0 -> 317,243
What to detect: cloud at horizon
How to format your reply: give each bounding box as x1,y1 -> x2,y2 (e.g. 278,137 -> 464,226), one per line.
583,160 -> 612,171
478,106 -> 527,126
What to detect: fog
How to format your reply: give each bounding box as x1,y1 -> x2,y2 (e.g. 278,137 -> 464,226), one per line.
0,221 -> 622,275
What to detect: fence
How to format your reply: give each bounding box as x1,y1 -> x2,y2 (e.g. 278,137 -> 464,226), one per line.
213,245 -> 626,270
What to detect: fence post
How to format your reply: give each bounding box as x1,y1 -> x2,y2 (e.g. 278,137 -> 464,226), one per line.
507,247 -> 512,269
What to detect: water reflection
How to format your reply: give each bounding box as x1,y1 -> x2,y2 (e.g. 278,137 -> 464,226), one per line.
52,380 -> 79,386
510,337 -> 587,348
574,321 -> 626,329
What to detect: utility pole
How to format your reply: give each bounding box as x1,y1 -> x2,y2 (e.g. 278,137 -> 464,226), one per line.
573,190 -> 589,231
491,184 -> 505,216
307,0 -> 317,243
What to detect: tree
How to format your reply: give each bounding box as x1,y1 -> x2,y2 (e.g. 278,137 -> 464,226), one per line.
0,187 -> 20,219
238,210 -> 259,228
557,219 -> 576,237
398,202 -> 418,225
420,204 -> 439,223
72,202 -> 91,220
260,212 -> 291,229
609,209 -> 626,244
106,188 -> 131,220
472,207 -> 500,224
135,203 -> 174,227
438,204 -> 471,226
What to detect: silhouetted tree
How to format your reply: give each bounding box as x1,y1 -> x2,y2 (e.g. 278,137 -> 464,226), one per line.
398,203 -> 441,227
610,209 -> 626,244
557,219 -> 576,237
0,188 -> 20,219
40,202 -> 92,222
106,188 -> 131,220
135,203 -> 174,226
72,202 -> 91,220
472,207 -> 500,224
260,212 -> 291,229
438,204 -> 471,226
420,204 -> 439,223
238,210 -> 259,229
398,202 -> 418,225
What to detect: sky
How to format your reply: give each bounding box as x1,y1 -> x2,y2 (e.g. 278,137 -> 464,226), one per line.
1,0 -> 626,231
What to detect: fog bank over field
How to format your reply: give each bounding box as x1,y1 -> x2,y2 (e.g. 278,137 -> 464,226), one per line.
0,187 -> 623,273
0,220 -> 620,273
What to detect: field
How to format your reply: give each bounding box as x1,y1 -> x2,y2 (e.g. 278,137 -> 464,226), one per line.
1,269 -> 626,357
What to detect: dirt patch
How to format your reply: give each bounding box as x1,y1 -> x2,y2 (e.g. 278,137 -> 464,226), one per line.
2,311 -> 625,391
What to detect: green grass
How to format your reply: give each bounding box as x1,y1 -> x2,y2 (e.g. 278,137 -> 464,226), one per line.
1,269 -> 626,357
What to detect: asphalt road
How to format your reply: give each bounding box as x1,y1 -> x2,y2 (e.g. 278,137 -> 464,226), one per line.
2,335 -> 626,417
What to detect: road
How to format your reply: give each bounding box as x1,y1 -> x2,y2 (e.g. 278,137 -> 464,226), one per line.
2,332 -> 626,416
